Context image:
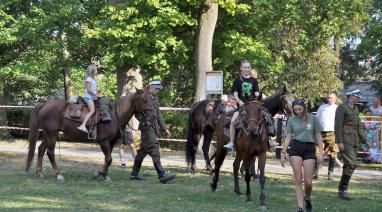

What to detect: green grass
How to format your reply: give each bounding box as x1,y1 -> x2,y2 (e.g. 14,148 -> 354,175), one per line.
0,152 -> 381,211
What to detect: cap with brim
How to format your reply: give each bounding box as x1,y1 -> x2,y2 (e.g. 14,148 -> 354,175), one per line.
345,89 -> 362,98
149,81 -> 163,89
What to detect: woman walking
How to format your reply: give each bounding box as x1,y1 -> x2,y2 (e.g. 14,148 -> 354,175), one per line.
281,99 -> 323,212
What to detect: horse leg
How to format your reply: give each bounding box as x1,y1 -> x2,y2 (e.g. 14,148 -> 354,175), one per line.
45,132 -> 64,181
211,148 -> 227,192
94,141 -> 113,181
251,156 -> 258,180
244,159 -> 253,203
36,137 -> 48,179
233,155 -> 242,195
203,129 -> 213,172
190,133 -> 202,174
258,152 -> 267,210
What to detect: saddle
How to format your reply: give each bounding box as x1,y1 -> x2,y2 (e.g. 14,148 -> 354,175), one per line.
223,111 -> 245,138
64,97 -> 101,127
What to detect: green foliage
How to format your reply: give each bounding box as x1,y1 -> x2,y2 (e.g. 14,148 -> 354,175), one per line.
354,0 -> 382,95
161,111 -> 188,139
0,0 -> 375,107
1,151 -> 382,211
283,45 -> 343,107
5,108 -> 31,138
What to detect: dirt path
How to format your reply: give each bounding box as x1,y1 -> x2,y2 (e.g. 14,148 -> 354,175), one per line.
1,139 -> 381,179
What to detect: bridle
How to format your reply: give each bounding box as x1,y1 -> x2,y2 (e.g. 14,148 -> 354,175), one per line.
135,90 -> 154,112
242,101 -> 263,135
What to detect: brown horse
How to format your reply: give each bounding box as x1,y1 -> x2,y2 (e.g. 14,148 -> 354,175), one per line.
210,100 -> 268,209
25,89 -> 149,181
186,87 -> 293,173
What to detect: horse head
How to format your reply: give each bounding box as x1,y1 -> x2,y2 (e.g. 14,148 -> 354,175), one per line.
280,87 -> 293,116
134,88 -> 154,113
243,101 -> 263,136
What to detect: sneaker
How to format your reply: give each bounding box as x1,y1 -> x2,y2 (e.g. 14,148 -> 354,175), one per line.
77,126 -> 88,133
120,163 -> 126,168
224,141 -> 235,150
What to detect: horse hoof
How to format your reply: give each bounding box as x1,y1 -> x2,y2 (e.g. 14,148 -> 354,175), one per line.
57,175 -> 65,181
259,205 -> 267,211
104,176 -> 112,183
235,189 -> 242,196
210,183 -> 217,192
37,173 -> 44,179
93,172 -> 100,179
206,165 -> 213,172
246,200 -> 254,204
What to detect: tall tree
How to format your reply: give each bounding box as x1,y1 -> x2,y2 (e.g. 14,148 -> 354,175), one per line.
195,0 -> 218,101
355,0 -> 382,94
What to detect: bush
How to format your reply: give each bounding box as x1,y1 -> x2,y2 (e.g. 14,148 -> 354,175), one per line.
161,111 -> 188,150
6,108 -> 31,138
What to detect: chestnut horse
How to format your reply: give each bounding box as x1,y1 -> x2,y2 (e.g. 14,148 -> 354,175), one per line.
25,89 -> 149,181
211,100 -> 268,209
186,87 -> 293,173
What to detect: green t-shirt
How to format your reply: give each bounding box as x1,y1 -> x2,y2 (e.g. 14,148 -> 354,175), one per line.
287,114 -> 322,143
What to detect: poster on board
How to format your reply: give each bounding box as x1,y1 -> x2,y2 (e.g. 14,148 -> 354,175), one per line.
206,70 -> 223,95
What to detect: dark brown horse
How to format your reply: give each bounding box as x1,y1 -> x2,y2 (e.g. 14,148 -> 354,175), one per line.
25,89 -> 149,181
210,100 -> 268,209
186,87 -> 293,173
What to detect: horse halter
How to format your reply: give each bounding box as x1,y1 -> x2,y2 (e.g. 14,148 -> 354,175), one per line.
135,90 -> 154,112
242,101 -> 263,135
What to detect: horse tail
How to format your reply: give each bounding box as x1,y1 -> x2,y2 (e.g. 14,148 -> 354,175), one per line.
186,114 -> 196,168
25,103 -> 44,172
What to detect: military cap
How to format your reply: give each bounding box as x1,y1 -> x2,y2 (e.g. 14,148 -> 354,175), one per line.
345,89 -> 362,98
149,81 -> 163,89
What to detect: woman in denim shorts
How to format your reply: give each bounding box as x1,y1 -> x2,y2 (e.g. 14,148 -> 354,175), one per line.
78,64 -> 102,133
281,99 -> 324,212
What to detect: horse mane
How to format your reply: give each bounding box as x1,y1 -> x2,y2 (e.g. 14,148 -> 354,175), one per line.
263,92 -> 282,112
115,93 -> 136,126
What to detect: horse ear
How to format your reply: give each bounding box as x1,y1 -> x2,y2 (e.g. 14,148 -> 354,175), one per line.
283,86 -> 288,94
257,92 -> 263,101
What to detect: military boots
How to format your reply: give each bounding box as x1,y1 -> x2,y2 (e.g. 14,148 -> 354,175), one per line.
338,174 -> 352,201
154,161 -> 175,184
130,159 -> 145,181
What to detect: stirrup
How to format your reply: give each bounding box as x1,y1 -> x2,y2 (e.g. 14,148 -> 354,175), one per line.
224,141 -> 235,151
88,128 -> 97,140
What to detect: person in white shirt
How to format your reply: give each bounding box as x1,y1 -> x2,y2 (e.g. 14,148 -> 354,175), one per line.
315,91 -> 340,180
369,97 -> 382,116
78,64 -> 103,133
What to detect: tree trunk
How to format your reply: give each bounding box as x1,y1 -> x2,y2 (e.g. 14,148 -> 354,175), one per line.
116,63 -> 143,96
116,63 -> 142,134
333,35 -> 342,77
62,32 -> 72,100
195,0 -> 218,102
0,86 -> 11,138
63,70 -> 73,100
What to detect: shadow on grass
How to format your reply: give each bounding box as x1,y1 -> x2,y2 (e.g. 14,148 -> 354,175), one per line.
1,152 -> 382,211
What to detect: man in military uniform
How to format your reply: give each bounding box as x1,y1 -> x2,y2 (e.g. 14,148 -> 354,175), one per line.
130,81 -> 175,183
335,89 -> 368,200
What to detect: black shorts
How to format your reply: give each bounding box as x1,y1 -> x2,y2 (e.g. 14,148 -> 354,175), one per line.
289,140 -> 316,160
120,131 -> 134,145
